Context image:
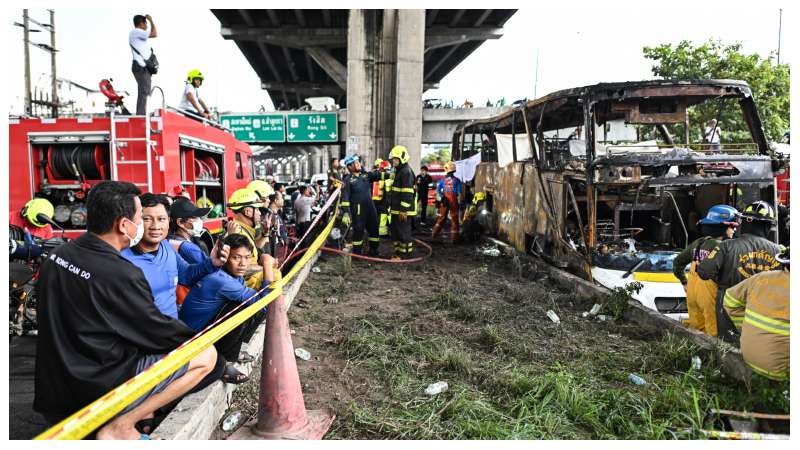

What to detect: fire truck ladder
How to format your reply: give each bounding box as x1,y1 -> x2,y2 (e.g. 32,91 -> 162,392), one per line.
109,108 -> 153,193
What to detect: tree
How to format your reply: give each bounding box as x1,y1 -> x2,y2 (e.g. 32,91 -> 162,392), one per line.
421,147 -> 451,166
643,40 -> 789,143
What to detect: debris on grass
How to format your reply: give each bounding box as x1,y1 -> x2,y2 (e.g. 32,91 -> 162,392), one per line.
424,381 -> 449,396
294,348 -> 311,361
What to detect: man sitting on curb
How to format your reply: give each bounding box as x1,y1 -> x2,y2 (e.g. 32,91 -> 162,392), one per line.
122,194 -> 226,319
34,181 -> 224,440
180,233 -> 278,384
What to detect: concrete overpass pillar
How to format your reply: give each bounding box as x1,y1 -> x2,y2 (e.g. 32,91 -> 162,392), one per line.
347,9 -> 424,170
393,9 -> 425,171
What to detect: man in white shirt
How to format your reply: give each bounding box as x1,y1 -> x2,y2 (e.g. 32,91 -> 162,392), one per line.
704,119 -> 722,151
129,14 -> 157,115
293,185 -> 317,238
179,70 -> 210,120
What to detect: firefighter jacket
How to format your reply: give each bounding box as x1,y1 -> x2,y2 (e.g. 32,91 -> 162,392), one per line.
34,232 -> 196,420
230,218 -> 264,289
696,234 -> 782,291
723,269 -> 789,380
371,170 -> 392,202
342,170 -> 381,210
390,163 -> 416,216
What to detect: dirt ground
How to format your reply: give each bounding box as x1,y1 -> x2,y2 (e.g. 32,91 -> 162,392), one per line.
218,234 -> 788,440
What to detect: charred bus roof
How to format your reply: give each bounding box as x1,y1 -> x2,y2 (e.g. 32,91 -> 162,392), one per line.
455,79 -> 769,156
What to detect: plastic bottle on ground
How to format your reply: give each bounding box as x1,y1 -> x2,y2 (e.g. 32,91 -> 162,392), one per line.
425,381 -> 449,396
628,373 -> 647,385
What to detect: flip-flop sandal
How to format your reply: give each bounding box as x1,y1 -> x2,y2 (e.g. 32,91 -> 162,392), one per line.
237,352 -> 255,364
221,364 -> 250,384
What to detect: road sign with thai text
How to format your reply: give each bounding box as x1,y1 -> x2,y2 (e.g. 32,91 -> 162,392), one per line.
220,114 -> 286,143
286,112 -> 338,143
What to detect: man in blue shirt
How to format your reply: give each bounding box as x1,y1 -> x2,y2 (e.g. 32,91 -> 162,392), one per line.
180,233 -> 276,384
122,194 -> 227,318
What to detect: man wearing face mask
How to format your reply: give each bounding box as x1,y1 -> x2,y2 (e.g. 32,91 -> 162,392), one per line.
34,181 -> 224,439
168,198 -> 212,264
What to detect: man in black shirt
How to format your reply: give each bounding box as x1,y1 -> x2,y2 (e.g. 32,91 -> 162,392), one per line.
415,165 -> 433,227
34,181 -> 226,439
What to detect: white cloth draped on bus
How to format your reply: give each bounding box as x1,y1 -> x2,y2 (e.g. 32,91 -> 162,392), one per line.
495,133 -> 534,168
454,152 -> 481,182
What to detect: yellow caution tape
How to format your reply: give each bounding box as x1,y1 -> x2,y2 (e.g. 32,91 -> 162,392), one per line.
632,271 -> 680,283
35,196 -> 340,440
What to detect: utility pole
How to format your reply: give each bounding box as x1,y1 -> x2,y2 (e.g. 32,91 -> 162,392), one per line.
23,10 -> 32,116
777,9 -> 783,65
49,9 -> 58,117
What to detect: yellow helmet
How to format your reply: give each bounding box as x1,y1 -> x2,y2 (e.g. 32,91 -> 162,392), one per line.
187,69 -> 204,82
389,145 -> 410,164
22,198 -> 55,227
472,191 -> 486,204
227,188 -> 263,211
444,161 -> 456,173
247,180 -> 274,200
374,158 -> 384,168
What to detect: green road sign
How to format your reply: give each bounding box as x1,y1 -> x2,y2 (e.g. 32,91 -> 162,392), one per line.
220,114 -> 285,143
286,112 -> 338,143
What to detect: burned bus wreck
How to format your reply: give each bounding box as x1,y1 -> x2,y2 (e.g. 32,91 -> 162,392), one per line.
453,80 -> 784,321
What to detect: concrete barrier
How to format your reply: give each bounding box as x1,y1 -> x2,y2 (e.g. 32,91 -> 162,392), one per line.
152,251 -> 320,440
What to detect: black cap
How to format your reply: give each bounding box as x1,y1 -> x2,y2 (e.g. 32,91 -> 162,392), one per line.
170,198 -> 210,219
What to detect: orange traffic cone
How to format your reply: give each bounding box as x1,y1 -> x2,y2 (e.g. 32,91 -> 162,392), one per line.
228,294 -> 335,440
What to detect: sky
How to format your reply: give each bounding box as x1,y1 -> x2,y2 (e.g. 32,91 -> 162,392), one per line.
5,6 -> 791,116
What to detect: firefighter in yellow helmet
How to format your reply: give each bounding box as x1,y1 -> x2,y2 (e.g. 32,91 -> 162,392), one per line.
388,145 -> 416,259
227,188 -> 268,289
723,246 -> 790,380
460,191 -> 487,243
432,161 -> 462,243
11,198 -> 56,240
180,68 -> 211,120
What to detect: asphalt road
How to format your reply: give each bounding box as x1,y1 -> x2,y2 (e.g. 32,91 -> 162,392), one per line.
8,335 -> 50,440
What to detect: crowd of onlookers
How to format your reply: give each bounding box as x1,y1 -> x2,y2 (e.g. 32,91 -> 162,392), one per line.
31,179 -> 310,439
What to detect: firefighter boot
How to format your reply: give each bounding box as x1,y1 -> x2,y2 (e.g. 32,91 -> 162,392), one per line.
368,240 -> 380,258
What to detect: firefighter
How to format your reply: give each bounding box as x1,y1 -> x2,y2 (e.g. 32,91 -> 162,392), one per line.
372,158 -> 391,238
672,205 -> 739,336
340,154 -> 381,256
227,188 -> 268,289
10,198 -> 56,240
697,200 -> 782,345
432,161 -> 463,243
723,246 -> 789,380
460,191 -> 487,243
388,145 -> 416,259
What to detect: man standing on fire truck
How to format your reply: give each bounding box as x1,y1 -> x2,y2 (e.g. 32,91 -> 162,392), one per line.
129,14 -> 157,115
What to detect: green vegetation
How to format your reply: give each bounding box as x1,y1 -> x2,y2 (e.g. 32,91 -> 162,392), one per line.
643,39 -> 790,143
330,312 -> 787,439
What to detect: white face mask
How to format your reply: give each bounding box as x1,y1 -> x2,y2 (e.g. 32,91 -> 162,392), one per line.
190,219 -> 204,237
123,218 -> 145,247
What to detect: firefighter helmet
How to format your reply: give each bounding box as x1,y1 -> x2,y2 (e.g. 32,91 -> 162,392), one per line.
227,188 -> 263,211
247,180 -> 274,200
374,158 -> 384,168
698,204 -> 739,227
444,161 -> 456,173
187,69 -> 204,82
389,145 -> 409,164
343,154 -> 361,167
472,191 -> 486,205
739,200 -> 777,224
22,198 -> 55,228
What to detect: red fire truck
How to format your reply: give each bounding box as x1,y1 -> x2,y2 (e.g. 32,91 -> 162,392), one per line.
8,82 -> 255,243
